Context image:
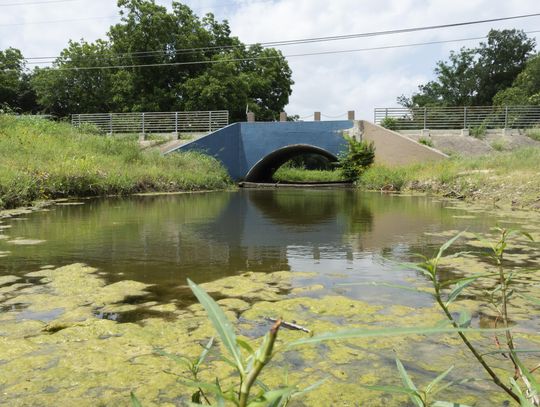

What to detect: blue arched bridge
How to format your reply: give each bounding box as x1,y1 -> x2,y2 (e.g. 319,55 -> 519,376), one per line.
165,120 -> 447,182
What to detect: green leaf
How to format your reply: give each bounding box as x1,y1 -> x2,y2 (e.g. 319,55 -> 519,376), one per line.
188,279 -> 244,376
425,366 -> 454,395
510,350 -> 540,395
194,337 -> 214,372
130,392 -> 143,407
237,338 -> 255,355
509,377 -> 536,407
436,232 -> 464,261
445,278 -> 478,307
287,326 -> 506,348
395,358 -> 423,407
247,387 -> 296,407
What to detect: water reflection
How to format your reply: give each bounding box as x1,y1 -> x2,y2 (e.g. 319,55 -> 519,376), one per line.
0,190 -> 498,302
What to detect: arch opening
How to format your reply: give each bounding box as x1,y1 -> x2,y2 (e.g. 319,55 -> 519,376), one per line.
244,144 -> 339,183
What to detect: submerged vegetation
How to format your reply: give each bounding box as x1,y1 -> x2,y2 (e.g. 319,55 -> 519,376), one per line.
359,146 -> 540,209
0,115 -> 231,209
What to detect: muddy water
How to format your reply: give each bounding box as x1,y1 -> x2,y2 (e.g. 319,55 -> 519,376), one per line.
0,189 -> 539,406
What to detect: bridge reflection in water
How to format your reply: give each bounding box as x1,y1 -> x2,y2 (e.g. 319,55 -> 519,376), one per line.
0,190 -> 495,304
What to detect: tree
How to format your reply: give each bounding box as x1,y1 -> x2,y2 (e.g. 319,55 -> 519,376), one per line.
0,47 -> 37,112
31,0 -> 293,120
493,54 -> 540,106
400,29 -> 536,107
31,40 -> 115,116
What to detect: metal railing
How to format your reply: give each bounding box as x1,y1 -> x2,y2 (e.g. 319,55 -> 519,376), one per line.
374,106 -> 540,129
71,111 -> 229,134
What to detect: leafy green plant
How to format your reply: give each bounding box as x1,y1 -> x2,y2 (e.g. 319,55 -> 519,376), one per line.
380,117 -> 399,130
338,136 -> 375,181
366,357 -> 474,407
418,137 -> 434,147
469,123 -> 487,139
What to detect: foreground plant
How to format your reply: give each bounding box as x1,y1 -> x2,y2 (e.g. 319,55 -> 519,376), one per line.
366,357 -> 475,407
378,228 -> 540,406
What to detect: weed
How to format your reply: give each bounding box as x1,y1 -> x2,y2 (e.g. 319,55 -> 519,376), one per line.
418,137 -> 434,147
490,140 -> 507,151
469,123 -> 487,139
380,117 -> 399,130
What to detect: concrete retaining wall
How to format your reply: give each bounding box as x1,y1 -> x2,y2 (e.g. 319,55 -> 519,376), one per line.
358,121 -> 447,166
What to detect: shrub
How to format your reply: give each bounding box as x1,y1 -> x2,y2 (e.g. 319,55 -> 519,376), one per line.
469,123 -> 487,139
338,136 -> 375,181
380,117 -> 398,130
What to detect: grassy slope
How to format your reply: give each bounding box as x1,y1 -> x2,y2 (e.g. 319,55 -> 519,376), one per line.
0,115 -> 231,209
272,167 -> 345,183
359,147 -> 540,208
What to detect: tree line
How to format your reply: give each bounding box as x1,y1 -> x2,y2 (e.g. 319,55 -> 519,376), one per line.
399,29 -> 540,108
0,0 -> 293,122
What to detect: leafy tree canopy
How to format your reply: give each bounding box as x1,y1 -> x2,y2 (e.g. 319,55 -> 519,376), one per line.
399,29 -> 536,107
493,54 -> 540,106
0,47 -> 37,112
29,0 -> 293,121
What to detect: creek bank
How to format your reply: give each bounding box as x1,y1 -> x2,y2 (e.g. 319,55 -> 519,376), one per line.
0,115 -> 232,210
359,146 -> 540,210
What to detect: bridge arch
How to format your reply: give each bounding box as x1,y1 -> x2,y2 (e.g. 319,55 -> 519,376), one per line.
244,144 -> 339,182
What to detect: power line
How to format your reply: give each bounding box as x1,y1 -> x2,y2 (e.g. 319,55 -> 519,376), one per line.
20,12 -> 540,63
29,30 -> 540,72
0,15 -> 117,27
0,0 -> 86,6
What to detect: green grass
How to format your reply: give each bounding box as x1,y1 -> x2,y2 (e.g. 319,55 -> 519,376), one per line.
526,127 -> 540,141
0,115 -> 231,209
272,166 -> 345,183
359,147 -> 540,207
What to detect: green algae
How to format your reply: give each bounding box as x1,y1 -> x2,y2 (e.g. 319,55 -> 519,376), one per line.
0,262 -> 531,406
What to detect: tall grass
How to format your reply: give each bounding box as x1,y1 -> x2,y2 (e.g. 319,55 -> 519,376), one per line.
0,115 -> 231,209
272,166 -> 345,183
359,147 -> 540,203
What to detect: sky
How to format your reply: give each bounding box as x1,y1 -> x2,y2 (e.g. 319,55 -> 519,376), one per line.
1,0 -> 540,120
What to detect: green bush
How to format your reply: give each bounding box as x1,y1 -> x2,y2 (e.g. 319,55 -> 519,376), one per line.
380,117 -> 398,130
338,137 -> 375,181
469,123 -> 487,139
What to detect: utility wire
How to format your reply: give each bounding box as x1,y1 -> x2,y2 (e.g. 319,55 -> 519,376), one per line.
28,31 -> 540,72
20,12 -> 540,63
0,15 -> 117,27
0,0 -> 87,6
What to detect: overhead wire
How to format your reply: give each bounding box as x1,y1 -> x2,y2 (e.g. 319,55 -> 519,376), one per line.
19,30 -> 540,72
0,0 -> 87,6
18,12 -> 540,64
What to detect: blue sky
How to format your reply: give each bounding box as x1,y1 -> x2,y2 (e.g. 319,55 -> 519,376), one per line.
1,0 -> 539,119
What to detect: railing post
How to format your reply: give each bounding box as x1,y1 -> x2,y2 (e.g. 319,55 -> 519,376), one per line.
423,106 -> 427,130
109,113 -> 113,135
209,111 -> 212,132
504,106 -> 508,129
175,111 -> 178,134
141,112 -> 145,141
385,108 -> 388,118
314,112 -> 321,121
464,106 -> 467,129
347,110 -> 355,120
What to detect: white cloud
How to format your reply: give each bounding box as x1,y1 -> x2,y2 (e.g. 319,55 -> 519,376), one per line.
1,0 -> 539,119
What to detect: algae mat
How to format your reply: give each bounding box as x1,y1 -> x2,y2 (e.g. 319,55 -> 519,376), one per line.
0,263 -> 528,406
